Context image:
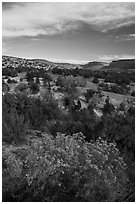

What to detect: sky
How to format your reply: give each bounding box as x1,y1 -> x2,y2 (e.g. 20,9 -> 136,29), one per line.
2,2 -> 135,63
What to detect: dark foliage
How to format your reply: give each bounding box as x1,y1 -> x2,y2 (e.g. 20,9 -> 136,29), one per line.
29,82 -> 40,94
7,78 -> 12,83
99,82 -> 130,95
2,93 -> 61,132
2,67 -> 17,77
36,76 -> 40,84
103,96 -> 115,114
102,106 -> 135,183
84,89 -> 95,102
52,68 -> 135,85
93,77 -> 99,84
26,72 -> 34,83
2,107 -> 29,144
131,91 -> 135,97
43,73 -> 53,87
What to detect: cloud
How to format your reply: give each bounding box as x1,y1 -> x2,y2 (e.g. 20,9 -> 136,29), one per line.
48,58 -> 89,64
115,34 -> 135,41
96,54 -> 135,62
50,54 -> 135,63
2,2 -> 135,38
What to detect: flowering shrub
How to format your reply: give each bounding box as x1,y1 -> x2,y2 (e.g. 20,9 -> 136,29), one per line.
3,133 -> 128,202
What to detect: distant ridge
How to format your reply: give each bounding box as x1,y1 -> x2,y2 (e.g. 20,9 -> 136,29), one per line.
2,55 -> 78,67
2,55 -> 53,64
2,55 -> 135,70
102,59 -> 135,70
82,61 -> 109,70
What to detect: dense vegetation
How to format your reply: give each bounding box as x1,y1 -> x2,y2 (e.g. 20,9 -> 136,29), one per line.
52,67 -> 135,85
2,67 -> 18,77
3,133 -> 129,202
2,57 -> 135,202
2,89 -> 135,201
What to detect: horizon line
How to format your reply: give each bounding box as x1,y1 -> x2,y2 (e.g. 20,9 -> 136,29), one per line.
2,54 -> 135,65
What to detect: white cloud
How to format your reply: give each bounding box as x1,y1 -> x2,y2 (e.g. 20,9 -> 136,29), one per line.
50,54 -> 135,63
2,2 -> 135,37
97,54 -> 135,62
48,58 -> 89,64
115,33 -> 135,42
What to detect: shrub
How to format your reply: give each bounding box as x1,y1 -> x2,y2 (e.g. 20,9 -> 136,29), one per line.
2,93 -> 61,130
102,109 -> 135,155
15,83 -> 28,93
2,108 -> 29,144
93,77 -> 99,84
29,82 -> 40,94
56,76 -> 64,87
2,67 -> 17,77
101,108 -> 135,186
36,76 -> 40,84
2,83 -> 10,94
103,97 -> 115,114
12,79 -> 17,83
131,91 -> 135,97
7,78 -> 12,83
84,89 -> 95,102
20,77 -> 23,82
3,133 -> 128,202
43,73 -> 52,87
2,145 -> 30,201
26,73 -> 34,83
119,102 -> 125,111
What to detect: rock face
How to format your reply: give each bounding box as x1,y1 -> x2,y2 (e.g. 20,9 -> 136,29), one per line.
102,59 -> 135,70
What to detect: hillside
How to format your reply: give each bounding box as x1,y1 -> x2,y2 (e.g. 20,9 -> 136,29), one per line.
2,55 -> 135,71
102,59 -> 135,70
2,55 -> 80,70
82,61 -> 109,70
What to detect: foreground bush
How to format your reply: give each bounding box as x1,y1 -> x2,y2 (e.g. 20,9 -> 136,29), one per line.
3,133 -> 129,202
2,108 -> 29,144
101,107 -> 135,192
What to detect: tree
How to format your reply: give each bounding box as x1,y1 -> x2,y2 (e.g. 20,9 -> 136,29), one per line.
7,78 -> 12,84
43,74 -> 52,89
119,102 -> 125,111
2,67 -> 17,77
30,82 -> 40,94
64,97 -> 70,109
85,89 -> 95,102
131,91 -> 135,97
36,76 -> 40,84
56,76 -> 64,87
26,73 -> 34,84
93,77 -> 99,84
12,79 -> 17,83
103,96 -> 115,114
